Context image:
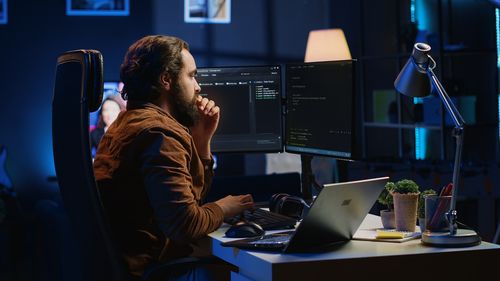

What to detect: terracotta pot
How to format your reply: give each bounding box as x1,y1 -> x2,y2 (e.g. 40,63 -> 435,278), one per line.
392,192 -> 419,232
380,209 -> 395,229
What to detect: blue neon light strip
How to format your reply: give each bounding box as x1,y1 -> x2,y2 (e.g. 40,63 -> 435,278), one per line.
410,0 -> 416,23
496,9 -> 500,68
413,98 -> 426,160
411,0 -> 427,159
497,9 -> 500,140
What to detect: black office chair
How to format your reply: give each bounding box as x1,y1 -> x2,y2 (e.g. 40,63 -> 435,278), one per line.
52,50 -> 223,281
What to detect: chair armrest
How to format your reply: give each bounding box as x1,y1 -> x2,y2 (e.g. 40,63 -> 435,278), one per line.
142,256 -> 237,281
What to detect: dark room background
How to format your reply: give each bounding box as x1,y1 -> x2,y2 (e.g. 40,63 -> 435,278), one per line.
0,0 -> 361,208
0,0 -> 499,280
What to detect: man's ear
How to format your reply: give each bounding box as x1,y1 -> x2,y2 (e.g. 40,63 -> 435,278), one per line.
160,73 -> 171,91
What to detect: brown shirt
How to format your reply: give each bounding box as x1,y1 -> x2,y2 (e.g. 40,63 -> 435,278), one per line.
93,101 -> 224,277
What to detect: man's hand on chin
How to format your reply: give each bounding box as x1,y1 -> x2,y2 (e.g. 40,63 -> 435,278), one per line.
190,95 -> 220,158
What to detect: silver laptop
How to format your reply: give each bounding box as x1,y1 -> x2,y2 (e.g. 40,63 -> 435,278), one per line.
221,177 -> 388,252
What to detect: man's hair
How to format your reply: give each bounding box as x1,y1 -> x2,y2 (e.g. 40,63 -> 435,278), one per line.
120,35 -> 189,102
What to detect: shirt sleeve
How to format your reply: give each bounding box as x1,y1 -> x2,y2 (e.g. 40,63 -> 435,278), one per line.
199,157 -> 215,200
137,129 -> 224,242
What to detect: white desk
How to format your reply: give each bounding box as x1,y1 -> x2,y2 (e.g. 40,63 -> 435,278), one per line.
209,214 -> 500,281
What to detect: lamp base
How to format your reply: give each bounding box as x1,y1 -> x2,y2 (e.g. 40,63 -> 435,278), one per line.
421,229 -> 481,247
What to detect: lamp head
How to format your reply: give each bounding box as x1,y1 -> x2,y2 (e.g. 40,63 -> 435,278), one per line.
394,43 -> 432,98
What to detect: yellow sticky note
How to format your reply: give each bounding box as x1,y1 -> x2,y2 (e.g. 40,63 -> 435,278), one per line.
376,230 -> 406,239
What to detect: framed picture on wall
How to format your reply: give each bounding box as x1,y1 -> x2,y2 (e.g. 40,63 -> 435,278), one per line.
0,0 -> 7,25
66,0 -> 130,16
185,0 -> 231,24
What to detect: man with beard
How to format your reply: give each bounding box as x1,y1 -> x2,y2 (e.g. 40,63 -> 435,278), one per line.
93,35 -> 254,280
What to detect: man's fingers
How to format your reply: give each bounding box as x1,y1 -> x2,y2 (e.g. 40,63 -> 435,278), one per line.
240,194 -> 254,203
198,97 -> 209,110
198,97 -> 220,117
204,100 -> 215,113
208,106 -> 220,116
242,203 -> 255,210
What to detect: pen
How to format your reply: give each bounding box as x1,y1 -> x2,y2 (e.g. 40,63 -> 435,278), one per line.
428,183 -> 453,230
439,183 -> 453,196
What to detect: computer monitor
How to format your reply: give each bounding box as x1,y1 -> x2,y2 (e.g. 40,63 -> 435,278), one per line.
284,60 -> 358,160
89,81 -> 123,130
197,65 -> 283,153
89,81 -> 125,157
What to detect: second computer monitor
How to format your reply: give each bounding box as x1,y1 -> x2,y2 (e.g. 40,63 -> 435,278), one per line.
197,65 -> 283,153
285,60 -> 358,160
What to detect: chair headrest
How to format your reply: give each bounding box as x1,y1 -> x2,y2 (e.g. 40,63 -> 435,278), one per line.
88,50 -> 104,112
56,49 -> 104,112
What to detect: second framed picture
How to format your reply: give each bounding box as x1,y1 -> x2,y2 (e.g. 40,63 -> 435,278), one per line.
185,0 -> 231,24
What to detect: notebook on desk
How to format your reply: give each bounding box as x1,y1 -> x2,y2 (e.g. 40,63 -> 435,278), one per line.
222,176 -> 388,252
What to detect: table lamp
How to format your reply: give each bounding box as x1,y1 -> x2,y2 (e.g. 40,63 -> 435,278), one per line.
394,43 -> 481,247
305,28 -> 351,62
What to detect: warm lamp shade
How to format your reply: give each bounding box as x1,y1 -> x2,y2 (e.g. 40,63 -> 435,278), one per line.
305,29 -> 351,62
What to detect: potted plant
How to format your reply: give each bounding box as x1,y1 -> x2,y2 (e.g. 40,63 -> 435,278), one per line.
418,189 -> 437,232
391,179 -> 420,232
378,182 -> 396,229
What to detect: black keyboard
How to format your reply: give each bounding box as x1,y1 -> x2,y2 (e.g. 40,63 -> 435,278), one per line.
224,208 -> 297,230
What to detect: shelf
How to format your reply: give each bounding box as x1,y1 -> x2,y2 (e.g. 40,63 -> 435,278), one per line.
363,122 -> 442,130
359,49 -> 495,61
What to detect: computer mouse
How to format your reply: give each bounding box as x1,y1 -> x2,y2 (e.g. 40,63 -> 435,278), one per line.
225,221 -> 265,238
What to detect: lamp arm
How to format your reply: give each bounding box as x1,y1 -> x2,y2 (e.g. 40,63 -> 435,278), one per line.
427,67 -> 465,127
426,66 -> 465,235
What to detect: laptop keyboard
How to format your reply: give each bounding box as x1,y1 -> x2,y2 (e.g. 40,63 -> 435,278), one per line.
252,233 -> 292,244
224,208 -> 297,230
221,231 -> 294,249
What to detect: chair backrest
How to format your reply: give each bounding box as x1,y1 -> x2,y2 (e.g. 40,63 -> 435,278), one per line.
52,50 -> 128,281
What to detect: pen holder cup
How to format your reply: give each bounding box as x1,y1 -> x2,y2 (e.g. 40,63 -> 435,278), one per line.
424,195 -> 451,233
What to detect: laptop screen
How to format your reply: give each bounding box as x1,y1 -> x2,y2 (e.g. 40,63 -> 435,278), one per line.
222,177 -> 388,252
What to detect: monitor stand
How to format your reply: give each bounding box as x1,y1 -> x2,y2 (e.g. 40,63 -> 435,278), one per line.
300,155 -> 348,202
300,155 -> 319,202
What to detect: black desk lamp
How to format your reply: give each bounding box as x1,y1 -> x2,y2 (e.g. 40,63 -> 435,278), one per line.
394,43 -> 481,247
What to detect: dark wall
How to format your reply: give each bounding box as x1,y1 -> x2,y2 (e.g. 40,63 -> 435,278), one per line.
0,0 -> 497,207
2,0 -> 359,207
0,2 -> 364,279
154,0 -> 361,66
0,0 -> 364,209
152,0 -> 363,176
0,1 -> 499,280
0,0 -> 153,209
